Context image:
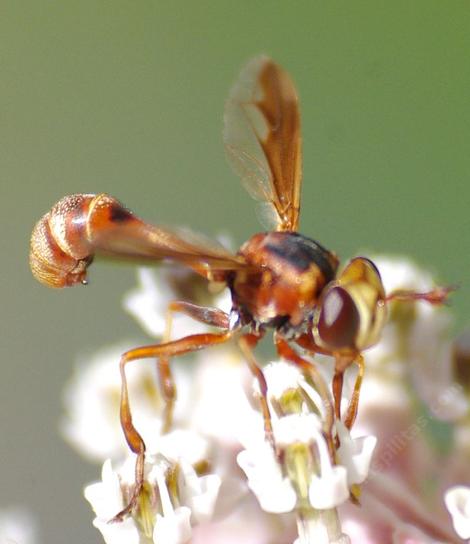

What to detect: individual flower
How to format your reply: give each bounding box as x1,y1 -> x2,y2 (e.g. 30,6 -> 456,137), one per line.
237,361 -> 376,543
84,431 -> 221,544
0,507 -> 38,544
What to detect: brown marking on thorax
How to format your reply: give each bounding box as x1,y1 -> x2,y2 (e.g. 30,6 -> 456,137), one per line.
231,232 -> 339,328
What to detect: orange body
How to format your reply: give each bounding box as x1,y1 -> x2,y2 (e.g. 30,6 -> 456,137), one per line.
232,232 -> 339,328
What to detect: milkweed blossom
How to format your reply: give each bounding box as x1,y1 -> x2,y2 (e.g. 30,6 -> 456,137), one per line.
59,258 -> 470,543
0,507 -> 38,544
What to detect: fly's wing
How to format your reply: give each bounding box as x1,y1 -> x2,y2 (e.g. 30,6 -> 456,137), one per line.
224,56 -> 302,231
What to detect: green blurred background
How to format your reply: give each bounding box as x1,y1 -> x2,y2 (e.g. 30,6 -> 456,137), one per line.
2,1 -> 469,542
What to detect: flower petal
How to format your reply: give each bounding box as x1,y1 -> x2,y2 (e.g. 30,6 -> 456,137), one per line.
237,444 -> 297,513
308,466 -> 350,510
336,422 -> 377,485
178,461 -> 221,523
308,427 -> 349,509
84,459 -> 125,520
153,507 -> 192,544
445,486 -> 470,539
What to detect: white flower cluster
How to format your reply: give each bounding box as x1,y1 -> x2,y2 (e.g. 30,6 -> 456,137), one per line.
60,259 -> 470,544
237,361 -> 376,516
62,268 -> 235,543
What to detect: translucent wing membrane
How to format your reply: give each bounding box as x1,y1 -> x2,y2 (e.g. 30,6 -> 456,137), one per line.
224,56 -> 302,231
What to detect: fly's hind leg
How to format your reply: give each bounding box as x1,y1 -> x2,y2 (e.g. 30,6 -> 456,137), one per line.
159,301 -> 230,432
112,330 -> 232,522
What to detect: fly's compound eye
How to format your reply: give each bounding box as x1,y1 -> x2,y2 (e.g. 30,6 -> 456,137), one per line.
313,257 -> 387,353
314,286 -> 360,351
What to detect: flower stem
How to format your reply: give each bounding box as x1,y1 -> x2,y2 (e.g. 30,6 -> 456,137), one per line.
296,507 -> 350,544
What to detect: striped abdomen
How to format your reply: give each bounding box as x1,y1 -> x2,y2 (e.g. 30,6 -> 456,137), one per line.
29,193 -> 126,288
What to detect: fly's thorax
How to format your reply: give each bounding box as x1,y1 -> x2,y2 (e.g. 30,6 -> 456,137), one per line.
312,257 -> 387,354
232,232 -> 339,327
